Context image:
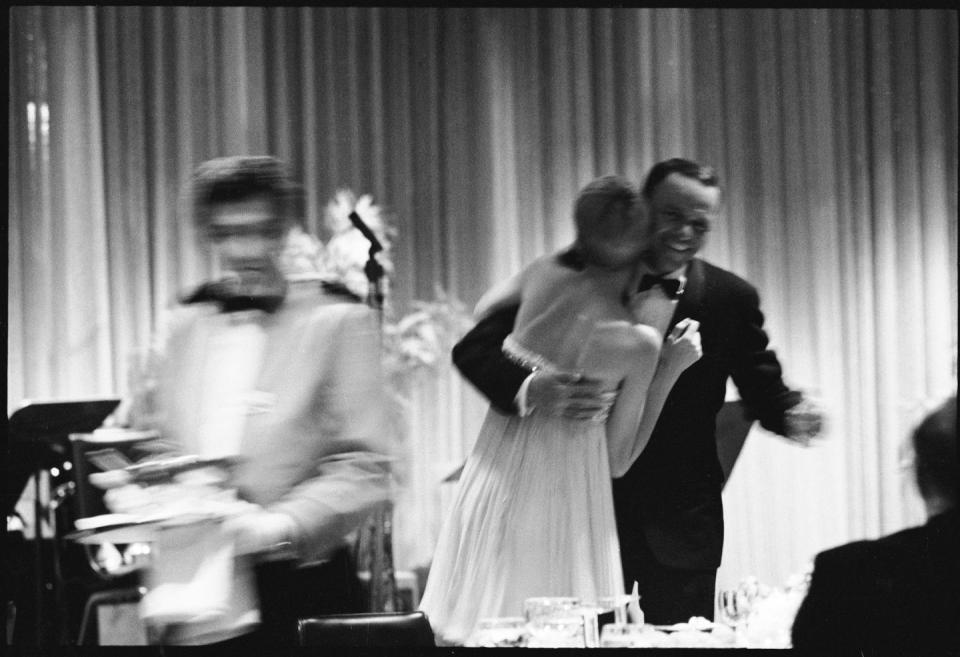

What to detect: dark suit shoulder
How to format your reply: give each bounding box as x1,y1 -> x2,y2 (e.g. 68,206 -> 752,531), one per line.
814,525 -> 927,571
697,259 -> 759,302
856,515 -> 957,559
800,519 -> 960,652
812,519 -> 957,597
811,538 -> 883,581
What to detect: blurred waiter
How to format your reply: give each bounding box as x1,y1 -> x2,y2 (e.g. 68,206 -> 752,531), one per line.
133,156 -> 391,646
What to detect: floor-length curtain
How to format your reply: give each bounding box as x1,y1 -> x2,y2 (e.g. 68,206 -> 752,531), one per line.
9,7 -> 957,586
687,9 -> 958,589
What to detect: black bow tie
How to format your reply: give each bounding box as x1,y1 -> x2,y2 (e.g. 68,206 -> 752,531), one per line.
219,294 -> 284,314
637,275 -> 684,299
181,280 -> 284,314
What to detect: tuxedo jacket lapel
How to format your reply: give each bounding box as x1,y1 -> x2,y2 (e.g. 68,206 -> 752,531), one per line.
668,258 -> 705,332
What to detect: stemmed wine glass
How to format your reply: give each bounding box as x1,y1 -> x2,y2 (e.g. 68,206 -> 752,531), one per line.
716,586 -> 753,646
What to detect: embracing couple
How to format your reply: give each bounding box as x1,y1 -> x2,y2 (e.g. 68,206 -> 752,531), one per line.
420,158 -> 822,645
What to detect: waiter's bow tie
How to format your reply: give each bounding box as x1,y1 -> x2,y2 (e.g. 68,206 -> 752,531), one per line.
637,274 -> 684,299
181,280 -> 284,314
219,294 -> 284,314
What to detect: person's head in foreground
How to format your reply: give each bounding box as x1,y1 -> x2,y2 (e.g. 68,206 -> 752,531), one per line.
910,394 -> 957,518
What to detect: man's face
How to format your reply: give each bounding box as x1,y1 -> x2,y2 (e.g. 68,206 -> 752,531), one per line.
206,195 -> 288,293
644,173 -> 721,274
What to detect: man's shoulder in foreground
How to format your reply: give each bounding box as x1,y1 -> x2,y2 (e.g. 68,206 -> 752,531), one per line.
814,521 -> 930,569
800,515 -> 960,653
812,511 -> 958,592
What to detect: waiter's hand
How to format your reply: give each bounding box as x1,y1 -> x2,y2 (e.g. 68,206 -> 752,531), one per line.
527,370 -> 616,421
221,508 -> 298,556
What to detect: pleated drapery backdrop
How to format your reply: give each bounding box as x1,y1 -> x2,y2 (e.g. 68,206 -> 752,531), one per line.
9,7 -> 958,589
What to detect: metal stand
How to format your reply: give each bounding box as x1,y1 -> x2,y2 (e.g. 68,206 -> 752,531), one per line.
7,398 -> 120,645
31,463 -> 46,645
350,211 -> 399,612
26,445 -> 72,644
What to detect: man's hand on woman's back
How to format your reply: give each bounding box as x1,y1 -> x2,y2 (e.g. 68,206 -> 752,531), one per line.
527,370 -> 617,421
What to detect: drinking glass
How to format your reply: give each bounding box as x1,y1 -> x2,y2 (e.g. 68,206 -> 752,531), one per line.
717,588 -> 749,626
576,605 -> 605,647
523,596 -> 581,623
717,586 -> 754,647
468,617 -> 527,647
599,623 -> 659,648
524,597 -> 585,648
525,616 -> 586,648
596,593 -> 639,625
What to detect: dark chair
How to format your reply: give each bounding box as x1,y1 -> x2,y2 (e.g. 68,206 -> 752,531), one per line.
297,611 -> 435,647
77,586 -> 146,645
67,431 -> 157,645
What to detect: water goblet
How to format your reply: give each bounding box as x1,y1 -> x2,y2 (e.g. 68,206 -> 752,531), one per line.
523,596 -> 581,623
596,595 -> 630,625
526,615 -> 586,648
716,588 -> 751,646
599,622 -> 655,647
524,597 -> 585,648
468,617 -> 528,647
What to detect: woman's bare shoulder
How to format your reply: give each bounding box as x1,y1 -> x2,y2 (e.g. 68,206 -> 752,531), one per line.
591,321 -> 661,352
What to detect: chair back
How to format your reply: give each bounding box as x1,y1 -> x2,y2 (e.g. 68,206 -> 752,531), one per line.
297,611 -> 435,647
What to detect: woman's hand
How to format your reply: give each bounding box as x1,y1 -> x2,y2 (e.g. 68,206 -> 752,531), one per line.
660,318 -> 702,376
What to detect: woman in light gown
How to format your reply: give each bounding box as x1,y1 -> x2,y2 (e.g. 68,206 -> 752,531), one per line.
419,176 -> 702,645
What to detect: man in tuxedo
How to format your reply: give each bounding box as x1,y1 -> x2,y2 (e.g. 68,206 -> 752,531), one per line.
452,158 -> 822,623
791,395 -> 958,652
136,156 -> 391,645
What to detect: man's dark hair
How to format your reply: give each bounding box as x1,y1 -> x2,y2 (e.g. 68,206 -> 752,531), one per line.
192,155 -> 301,228
641,158 -> 720,200
913,395 -> 958,506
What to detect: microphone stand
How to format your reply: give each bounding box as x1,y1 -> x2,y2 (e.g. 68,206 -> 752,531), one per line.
363,244 -> 385,324
349,211 -> 398,612
348,210 -> 385,321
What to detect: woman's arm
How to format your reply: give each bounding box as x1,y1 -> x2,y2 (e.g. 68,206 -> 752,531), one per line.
607,319 -> 702,477
604,325 -> 661,477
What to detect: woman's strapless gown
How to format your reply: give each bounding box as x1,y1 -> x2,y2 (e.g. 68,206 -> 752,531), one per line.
419,334 -> 625,645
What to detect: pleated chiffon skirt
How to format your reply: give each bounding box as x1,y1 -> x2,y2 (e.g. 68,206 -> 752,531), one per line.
420,404 -> 624,645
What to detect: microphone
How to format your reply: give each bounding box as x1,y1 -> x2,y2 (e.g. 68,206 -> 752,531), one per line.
348,210 -> 383,254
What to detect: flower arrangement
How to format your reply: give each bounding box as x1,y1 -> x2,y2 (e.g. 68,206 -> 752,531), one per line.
321,189 -> 396,299
279,188 -> 395,300
279,189 -> 471,377
278,225 -> 326,282
382,285 -> 474,386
